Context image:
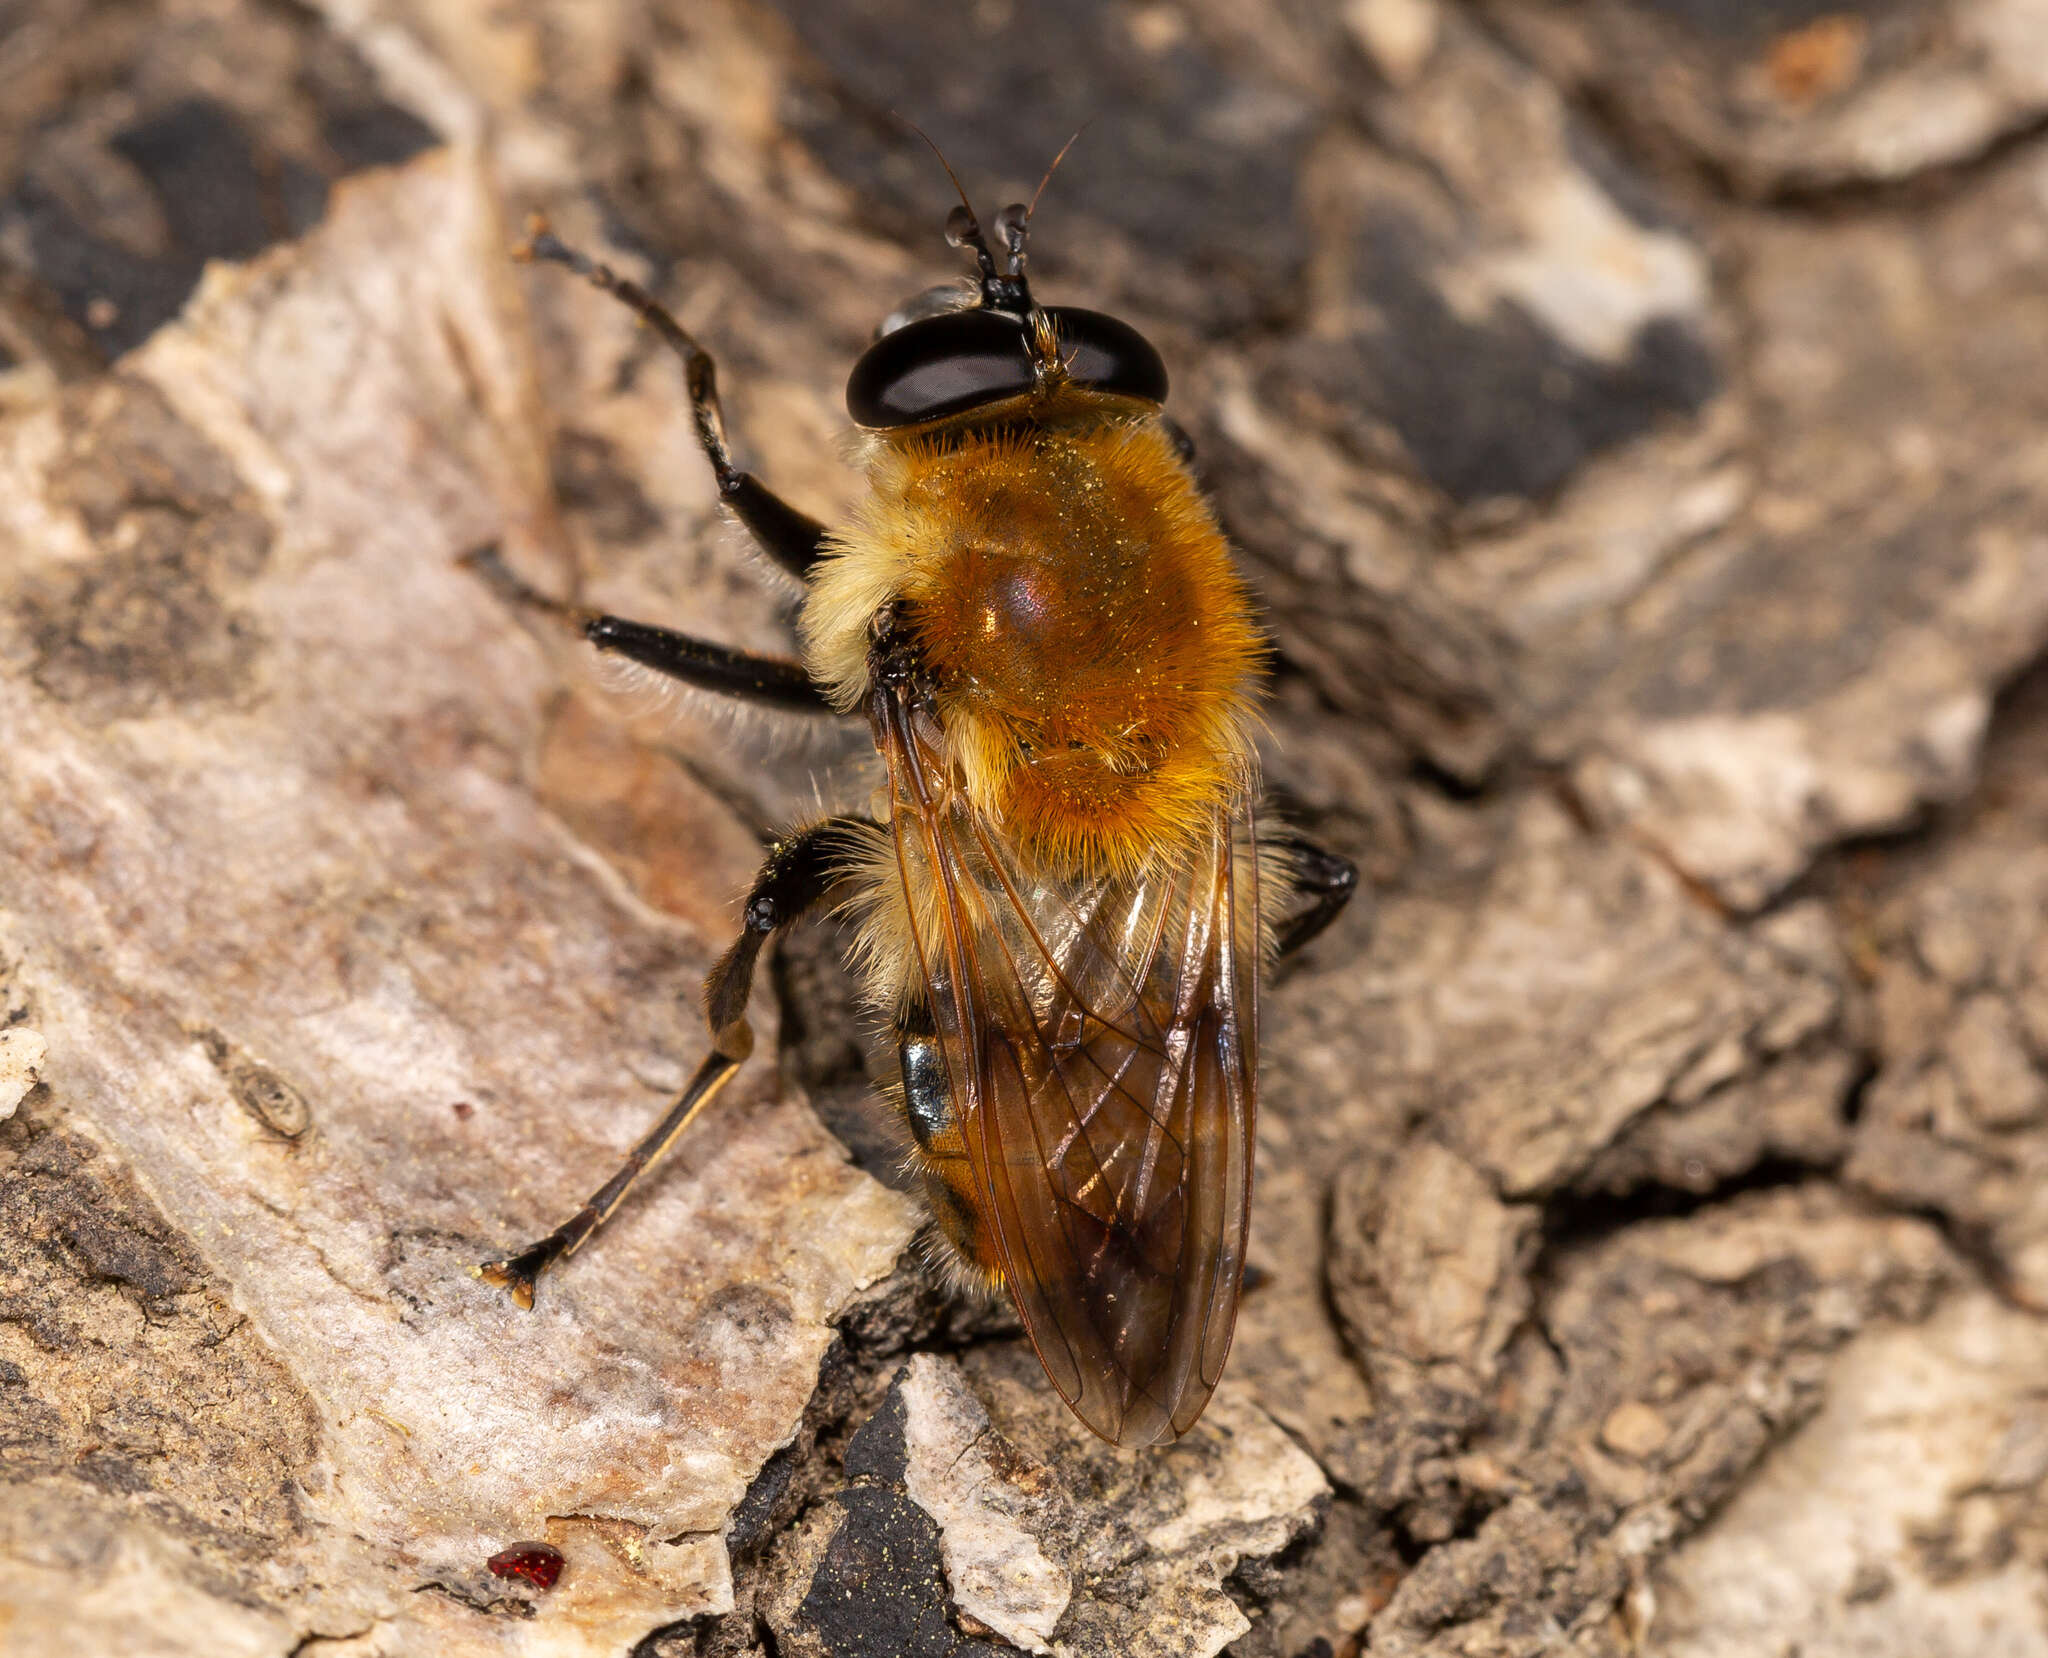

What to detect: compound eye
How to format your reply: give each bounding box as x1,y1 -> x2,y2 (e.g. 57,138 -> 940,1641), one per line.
847,309 -> 1037,429
1044,308 -> 1169,407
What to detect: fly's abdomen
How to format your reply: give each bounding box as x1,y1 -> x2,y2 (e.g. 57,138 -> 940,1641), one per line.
898,1022 -> 1002,1286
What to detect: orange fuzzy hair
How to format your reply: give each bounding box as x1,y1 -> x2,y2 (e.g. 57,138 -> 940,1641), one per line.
803,412 -> 1265,877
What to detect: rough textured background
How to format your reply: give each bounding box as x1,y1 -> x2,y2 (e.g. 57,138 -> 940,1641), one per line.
1,2 -> 2046,1655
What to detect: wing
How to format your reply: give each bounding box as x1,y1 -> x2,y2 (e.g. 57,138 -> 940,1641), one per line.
875,688 -> 1260,1446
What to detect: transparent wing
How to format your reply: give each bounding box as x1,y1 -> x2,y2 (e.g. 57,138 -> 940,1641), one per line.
877,691 -> 1260,1446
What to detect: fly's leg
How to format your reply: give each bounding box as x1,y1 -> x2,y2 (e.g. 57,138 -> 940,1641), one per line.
475,1036 -> 752,1310
472,219 -> 838,709
477,816 -> 876,1307
698,819 -> 876,1044
462,543 -> 834,715
1273,836 -> 1358,958
519,221 -> 829,582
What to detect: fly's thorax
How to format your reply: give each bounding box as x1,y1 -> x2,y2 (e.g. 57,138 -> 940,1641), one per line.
802,410 -> 1266,876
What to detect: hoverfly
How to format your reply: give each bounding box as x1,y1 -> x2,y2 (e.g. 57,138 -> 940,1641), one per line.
475,161 -> 1356,1447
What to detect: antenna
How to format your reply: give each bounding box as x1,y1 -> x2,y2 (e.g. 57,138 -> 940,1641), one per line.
899,116 -> 999,284
995,126 -> 1087,277
1028,124 -> 1087,223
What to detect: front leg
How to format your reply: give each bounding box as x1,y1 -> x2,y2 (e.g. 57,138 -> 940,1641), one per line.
476,815 -> 876,1307
520,224 -> 831,583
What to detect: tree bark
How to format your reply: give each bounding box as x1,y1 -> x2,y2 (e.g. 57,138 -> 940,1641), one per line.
2,3 -> 2047,1655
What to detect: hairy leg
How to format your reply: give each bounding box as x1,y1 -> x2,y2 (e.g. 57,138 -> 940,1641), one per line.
463,543 -> 835,715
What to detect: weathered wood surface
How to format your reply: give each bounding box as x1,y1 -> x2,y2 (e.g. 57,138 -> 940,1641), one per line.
2,2 -> 2047,1655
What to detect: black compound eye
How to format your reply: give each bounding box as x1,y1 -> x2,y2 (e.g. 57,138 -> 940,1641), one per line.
846,304 -> 1171,430
847,309 -> 1037,428
1043,307 -> 1169,408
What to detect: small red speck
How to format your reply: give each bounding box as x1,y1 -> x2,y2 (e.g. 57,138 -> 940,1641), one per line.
487,1541 -> 564,1590
452,1101 -> 475,1121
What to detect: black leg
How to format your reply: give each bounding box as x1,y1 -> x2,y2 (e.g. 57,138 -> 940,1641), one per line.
520,223 -> 830,582
462,544 -> 836,716
1274,835 -> 1357,958
1160,414 -> 1197,465
701,817 -> 876,1045
476,816 -> 873,1308
583,614 -> 831,714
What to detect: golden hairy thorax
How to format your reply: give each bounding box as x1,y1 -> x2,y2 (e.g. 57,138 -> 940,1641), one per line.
803,411 -> 1264,875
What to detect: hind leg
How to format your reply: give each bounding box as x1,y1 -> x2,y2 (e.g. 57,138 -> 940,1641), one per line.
476,816 -> 874,1305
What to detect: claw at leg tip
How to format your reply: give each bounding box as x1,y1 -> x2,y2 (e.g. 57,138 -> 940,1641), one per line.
512,213 -> 550,260
476,1258 -> 539,1311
